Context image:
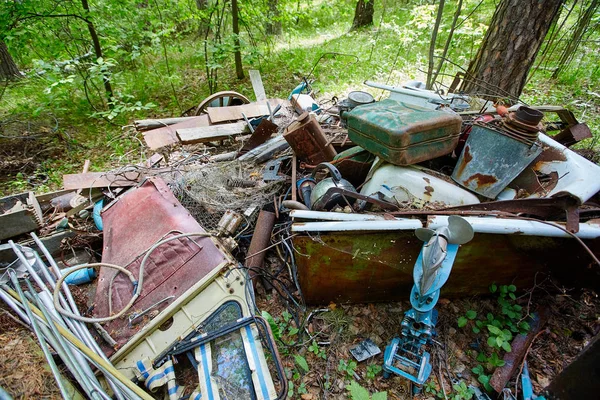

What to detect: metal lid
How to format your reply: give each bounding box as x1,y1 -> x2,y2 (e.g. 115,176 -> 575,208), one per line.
348,91 -> 375,105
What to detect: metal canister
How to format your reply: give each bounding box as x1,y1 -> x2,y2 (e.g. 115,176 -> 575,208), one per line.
283,113 -> 337,164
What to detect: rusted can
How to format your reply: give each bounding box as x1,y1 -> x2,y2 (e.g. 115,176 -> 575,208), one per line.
452,123 -> 542,198
346,99 -> 463,165
283,112 -> 337,164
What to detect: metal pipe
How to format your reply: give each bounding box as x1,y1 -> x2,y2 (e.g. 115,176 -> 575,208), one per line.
8,241 -> 50,296
2,286 -> 154,400
28,241 -> 125,400
8,271 -> 71,399
428,216 -> 600,239
291,219 -> 423,232
12,247 -> 101,387
290,210 -> 386,221
246,210 -> 276,290
0,286 -> 30,324
25,280 -> 105,400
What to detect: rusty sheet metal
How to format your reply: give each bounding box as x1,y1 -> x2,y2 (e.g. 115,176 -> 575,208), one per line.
294,231 -> 600,305
94,177 -> 229,355
238,118 -> 278,155
552,123 -> 592,147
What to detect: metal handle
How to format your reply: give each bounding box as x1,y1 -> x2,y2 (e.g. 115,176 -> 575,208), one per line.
311,162 -> 342,183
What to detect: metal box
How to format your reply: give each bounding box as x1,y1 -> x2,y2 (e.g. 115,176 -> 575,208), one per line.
347,99 -> 463,165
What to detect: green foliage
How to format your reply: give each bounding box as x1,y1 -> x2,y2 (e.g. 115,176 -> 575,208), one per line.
308,341 -> 326,360
366,364 -> 382,380
294,355 -> 309,373
451,381 -> 474,400
338,359 -> 358,379
458,284 -> 531,392
346,380 -> 387,400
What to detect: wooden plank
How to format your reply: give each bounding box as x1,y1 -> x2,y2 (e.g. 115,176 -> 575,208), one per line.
176,122 -> 248,144
249,70 -> 267,102
143,115 -> 210,149
63,171 -> 144,190
206,104 -> 270,123
134,117 -> 197,131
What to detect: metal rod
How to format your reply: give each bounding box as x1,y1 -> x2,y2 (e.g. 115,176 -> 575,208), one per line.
28,239 -> 125,400
8,271 -> 71,399
11,245 -> 100,389
24,279 -> 106,400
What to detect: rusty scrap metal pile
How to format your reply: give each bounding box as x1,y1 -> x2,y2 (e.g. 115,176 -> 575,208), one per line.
1,74 -> 600,400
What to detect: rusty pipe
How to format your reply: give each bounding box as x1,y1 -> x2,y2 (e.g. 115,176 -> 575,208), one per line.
246,210 -> 276,291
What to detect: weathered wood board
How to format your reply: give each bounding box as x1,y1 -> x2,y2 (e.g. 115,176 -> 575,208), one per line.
176,122 -> 248,144
63,171 -> 144,190
142,115 -> 210,149
249,70 -> 267,102
207,104 -> 270,123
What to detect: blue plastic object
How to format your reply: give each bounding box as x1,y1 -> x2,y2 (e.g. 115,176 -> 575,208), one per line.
93,199 -> 104,231
64,267 -> 97,285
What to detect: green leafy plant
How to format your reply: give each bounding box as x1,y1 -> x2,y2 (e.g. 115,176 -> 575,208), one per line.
308,340 -> 326,359
451,381 -> 474,400
471,365 -> 493,392
346,380 -> 387,400
366,364 -> 382,380
486,325 -> 513,352
294,355 -> 309,373
338,359 -> 358,379
424,381 -> 439,396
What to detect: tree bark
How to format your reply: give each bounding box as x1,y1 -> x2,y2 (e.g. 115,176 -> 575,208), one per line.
0,41 -> 20,80
460,0 -> 564,100
351,0 -> 375,31
266,0 -> 282,35
80,0 -> 114,103
231,0 -> 244,79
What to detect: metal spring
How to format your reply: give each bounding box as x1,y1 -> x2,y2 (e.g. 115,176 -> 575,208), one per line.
226,178 -> 257,188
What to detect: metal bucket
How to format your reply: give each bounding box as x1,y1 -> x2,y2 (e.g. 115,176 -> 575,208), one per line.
452,123 -> 542,199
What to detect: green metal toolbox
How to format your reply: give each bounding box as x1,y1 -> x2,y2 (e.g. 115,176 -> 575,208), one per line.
347,99 -> 463,165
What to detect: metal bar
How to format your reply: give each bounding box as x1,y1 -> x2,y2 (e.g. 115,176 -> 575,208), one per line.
7,272 -> 71,399
428,216 -> 600,239
24,279 -> 106,400
291,219 -> 422,232
10,245 -> 102,391
29,235 -> 125,399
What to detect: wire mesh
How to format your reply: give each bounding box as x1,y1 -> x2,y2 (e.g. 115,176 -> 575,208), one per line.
172,160 -> 286,232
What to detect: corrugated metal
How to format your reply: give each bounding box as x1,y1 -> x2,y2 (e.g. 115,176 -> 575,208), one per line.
94,177 -> 230,355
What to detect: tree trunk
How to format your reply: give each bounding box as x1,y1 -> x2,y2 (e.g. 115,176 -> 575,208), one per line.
266,0 -> 282,35
0,41 -> 20,80
80,0 -> 114,104
351,0 -> 375,31
232,0 -> 244,79
426,0 -> 446,89
460,0 -> 564,101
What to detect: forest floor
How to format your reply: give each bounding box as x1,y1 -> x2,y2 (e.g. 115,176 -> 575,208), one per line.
1,271 -> 598,399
